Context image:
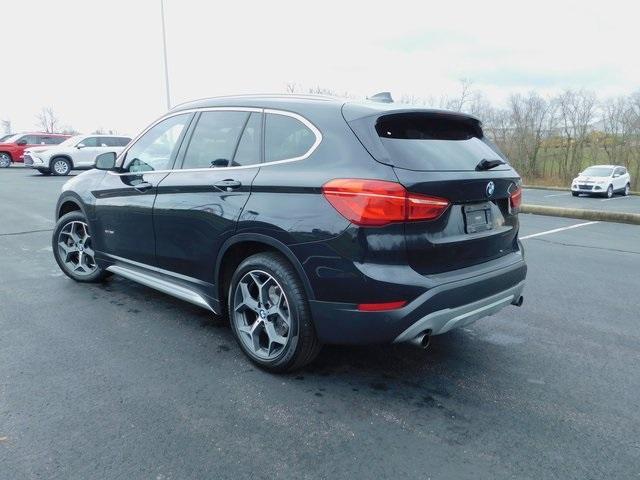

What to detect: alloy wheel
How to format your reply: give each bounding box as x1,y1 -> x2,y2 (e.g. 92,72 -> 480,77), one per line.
607,186 -> 613,198
232,270 -> 291,360
57,221 -> 97,276
625,184 -> 630,196
0,153 -> 10,168
53,159 -> 69,175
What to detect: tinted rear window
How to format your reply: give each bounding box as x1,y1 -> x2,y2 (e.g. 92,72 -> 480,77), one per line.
375,113 -> 507,171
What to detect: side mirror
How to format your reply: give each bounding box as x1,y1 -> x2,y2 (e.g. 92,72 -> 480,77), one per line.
95,152 -> 117,170
211,158 -> 229,168
16,140 -> 28,146
76,143 -> 86,149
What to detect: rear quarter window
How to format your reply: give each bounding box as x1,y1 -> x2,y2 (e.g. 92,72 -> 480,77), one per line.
374,113 -> 508,172
264,113 -> 317,162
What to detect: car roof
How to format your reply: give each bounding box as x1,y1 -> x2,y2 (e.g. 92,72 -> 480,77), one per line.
170,94 -> 479,122
585,164 -> 620,169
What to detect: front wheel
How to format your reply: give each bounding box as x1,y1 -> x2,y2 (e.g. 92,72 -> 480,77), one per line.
623,183 -> 630,196
51,157 -> 71,176
605,185 -> 613,198
0,153 -> 11,168
572,191 -> 579,197
52,211 -> 110,283
228,252 -> 321,372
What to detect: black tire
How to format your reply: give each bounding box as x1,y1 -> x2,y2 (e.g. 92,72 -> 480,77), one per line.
37,169 -> 51,176
605,185 -> 613,198
0,152 -> 11,168
623,183 -> 630,196
228,252 -> 321,372
50,157 -> 71,176
572,192 -> 579,197
52,211 -> 110,283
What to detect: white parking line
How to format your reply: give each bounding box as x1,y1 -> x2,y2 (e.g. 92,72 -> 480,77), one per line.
544,193 -> 569,197
520,221 -> 599,240
600,195 -> 633,202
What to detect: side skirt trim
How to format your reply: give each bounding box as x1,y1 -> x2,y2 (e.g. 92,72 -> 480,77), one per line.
106,264 -> 216,313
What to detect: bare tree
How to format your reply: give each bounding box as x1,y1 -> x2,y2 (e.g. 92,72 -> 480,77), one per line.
36,107 -> 60,133
557,89 -> 597,181
507,92 -> 556,178
1,119 -> 11,134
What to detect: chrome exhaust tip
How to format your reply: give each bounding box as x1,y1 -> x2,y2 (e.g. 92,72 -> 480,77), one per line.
408,331 -> 431,349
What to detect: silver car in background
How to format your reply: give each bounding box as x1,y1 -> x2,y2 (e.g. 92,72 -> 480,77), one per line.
24,134 -> 131,176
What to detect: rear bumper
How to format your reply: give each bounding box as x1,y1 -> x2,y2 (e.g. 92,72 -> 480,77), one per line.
309,253 -> 527,345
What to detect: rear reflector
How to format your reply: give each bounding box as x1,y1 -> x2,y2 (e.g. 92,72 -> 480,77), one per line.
357,301 -> 407,312
322,179 -> 449,227
510,186 -> 522,210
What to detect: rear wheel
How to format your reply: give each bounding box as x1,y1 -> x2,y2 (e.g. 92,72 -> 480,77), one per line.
52,211 -> 109,283
228,252 -> 321,372
0,153 -> 11,168
51,157 -> 71,176
623,183 -> 630,196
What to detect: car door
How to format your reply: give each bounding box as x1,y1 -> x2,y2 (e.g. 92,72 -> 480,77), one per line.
92,113 -> 194,266
74,136 -> 103,167
153,109 -> 262,287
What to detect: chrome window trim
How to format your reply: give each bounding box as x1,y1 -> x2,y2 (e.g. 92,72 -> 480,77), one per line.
108,106 -> 322,176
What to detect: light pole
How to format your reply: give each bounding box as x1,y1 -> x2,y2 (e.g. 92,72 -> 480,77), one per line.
160,0 -> 171,110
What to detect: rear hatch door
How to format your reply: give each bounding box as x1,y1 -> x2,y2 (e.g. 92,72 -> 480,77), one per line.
346,108 -> 522,275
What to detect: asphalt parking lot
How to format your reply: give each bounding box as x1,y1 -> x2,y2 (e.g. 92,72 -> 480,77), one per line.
1,168 -> 639,479
524,187 -> 640,214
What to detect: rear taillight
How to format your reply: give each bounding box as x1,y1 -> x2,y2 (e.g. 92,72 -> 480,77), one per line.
322,179 -> 449,227
357,301 -> 407,312
510,186 -> 522,210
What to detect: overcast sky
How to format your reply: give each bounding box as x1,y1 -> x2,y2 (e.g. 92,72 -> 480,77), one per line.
2,0 -> 638,135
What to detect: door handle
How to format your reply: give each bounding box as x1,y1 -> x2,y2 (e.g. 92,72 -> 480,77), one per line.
133,181 -> 153,192
214,179 -> 242,191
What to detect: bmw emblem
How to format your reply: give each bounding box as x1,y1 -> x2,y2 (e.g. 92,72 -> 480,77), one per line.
486,181 -> 495,197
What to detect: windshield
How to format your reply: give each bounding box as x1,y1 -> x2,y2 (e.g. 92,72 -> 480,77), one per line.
0,134 -> 21,143
0,134 -> 15,142
58,135 -> 85,147
582,167 -> 613,177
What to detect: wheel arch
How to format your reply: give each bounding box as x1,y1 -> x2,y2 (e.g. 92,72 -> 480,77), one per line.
56,194 -> 86,220
215,234 -> 315,310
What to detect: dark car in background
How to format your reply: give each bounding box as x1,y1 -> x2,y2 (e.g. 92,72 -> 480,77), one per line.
51,95 -> 527,371
0,132 -> 71,167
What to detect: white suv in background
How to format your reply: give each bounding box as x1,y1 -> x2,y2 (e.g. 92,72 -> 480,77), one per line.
24,134 -> 131,176
571,165 -> 632,198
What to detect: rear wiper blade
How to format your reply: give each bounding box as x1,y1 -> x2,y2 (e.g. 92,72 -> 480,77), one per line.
476,158 -> 506,171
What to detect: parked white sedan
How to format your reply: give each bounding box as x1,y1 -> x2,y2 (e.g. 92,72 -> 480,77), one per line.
24,134 -> 131,176
571,165 -> 631,198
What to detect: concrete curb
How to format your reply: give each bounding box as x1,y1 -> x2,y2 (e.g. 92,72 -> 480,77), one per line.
521,204 -> 640,225
523,184 -> 639,196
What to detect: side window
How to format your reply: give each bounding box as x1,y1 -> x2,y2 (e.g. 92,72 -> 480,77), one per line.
264,113 -> 316,162
124,114 -> 190,173
43,136 -> 63,145
22,135 -> 39,144
117,137 -> 131,147
182,111 -> 249,169
97,137 -> 110,147
232,112 -> 262,166
79,137 -> 100,147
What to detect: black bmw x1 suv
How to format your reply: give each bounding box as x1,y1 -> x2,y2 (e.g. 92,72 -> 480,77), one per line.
52,94 -> 526,371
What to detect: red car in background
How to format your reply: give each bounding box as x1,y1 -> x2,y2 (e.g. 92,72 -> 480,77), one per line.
0,132 -> 71,168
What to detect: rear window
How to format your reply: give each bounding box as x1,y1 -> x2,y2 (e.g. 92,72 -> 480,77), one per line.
374,113 -> 507,171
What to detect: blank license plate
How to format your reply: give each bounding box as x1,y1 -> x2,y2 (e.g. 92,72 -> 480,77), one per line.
464,203 -> 493,233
